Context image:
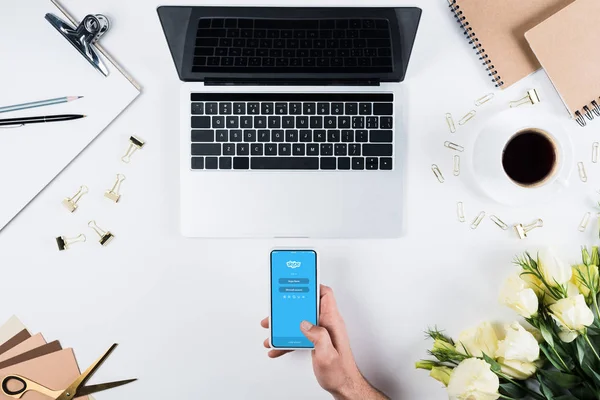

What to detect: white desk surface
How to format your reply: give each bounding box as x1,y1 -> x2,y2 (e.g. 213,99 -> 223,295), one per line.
0,0 -> 598,399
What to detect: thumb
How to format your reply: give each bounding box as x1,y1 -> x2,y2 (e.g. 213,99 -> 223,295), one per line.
300,321 -> 335,354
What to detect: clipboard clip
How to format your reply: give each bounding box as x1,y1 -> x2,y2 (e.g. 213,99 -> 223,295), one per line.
45,13 -> 110,76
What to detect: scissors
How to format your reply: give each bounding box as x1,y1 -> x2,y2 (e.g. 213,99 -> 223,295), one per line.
0,343 -> 136,399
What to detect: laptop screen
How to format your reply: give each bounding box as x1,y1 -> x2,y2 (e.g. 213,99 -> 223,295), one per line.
193,18 -> 394,74
158,7 -> 422,83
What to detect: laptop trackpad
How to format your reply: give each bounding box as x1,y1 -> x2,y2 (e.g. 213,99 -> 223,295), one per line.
181,172 -> 402,238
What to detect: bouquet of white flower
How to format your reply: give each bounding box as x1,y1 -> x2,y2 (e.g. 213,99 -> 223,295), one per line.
417,247 -> 600,399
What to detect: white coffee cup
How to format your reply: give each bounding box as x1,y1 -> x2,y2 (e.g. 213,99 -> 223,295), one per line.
467,108 -> 573,206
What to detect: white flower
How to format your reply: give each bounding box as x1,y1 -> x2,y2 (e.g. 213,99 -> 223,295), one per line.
499,274 -> 539,318
447,358 -> 500,400
538,248 -> 572,287
496,322 -> 540,380
549,294 -> 594,343
456,322 -> 499,358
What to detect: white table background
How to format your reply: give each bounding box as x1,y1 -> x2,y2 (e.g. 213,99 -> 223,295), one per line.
1,0 -> 599,399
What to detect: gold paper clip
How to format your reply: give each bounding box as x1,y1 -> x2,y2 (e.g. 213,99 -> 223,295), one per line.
444,141 -> 464,152
55,234 -> 86,251
593,143 -> 599,163
457,202 -> 465,223
122,136 -> 145,163
514,219 -> 543,239
509,89 -> 540,108
579,212 -> 591,232
88,220 -> 114,246
578,162 -> 588,182
475,93 -> 494,106
104,174 -> 126,203
453,155 -> 460,176
490,215 -> 509,230
471,211 -> 485,229
62,185 -> 88,213
432,164 -> 445,183
445,113 -> 456,133
459,110 -> 476,125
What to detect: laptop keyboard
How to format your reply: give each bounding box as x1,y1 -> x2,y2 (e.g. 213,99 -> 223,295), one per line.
190,93 -> 394,171
193,18 -> 393,73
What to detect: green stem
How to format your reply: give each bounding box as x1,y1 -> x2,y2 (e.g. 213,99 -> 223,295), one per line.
496,373 -> 545,400
584,333 -> 600,362
593,295 -> 600,320
550,345 -> 570,371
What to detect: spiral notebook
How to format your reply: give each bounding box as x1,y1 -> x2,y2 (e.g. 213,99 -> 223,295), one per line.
448,0 -> 573,89
525,0 -> 600,127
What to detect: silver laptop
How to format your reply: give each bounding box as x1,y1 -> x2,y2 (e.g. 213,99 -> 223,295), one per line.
158,6 -> 421,238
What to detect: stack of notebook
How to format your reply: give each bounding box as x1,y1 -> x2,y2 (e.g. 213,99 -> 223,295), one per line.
449,0 -> 600,127
0,316 -> 94,400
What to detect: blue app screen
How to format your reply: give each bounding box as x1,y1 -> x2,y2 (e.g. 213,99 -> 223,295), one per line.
271,250 -> 317,348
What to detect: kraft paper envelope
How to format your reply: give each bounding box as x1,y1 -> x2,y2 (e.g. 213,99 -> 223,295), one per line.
0,331 -> 31,356
0,348 -> 87,400
0,341 -> 62,371
0,317 -> 27,345
0,334 -> 47,363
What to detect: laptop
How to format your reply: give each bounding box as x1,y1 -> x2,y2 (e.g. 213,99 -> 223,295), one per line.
158,7 -> 421,238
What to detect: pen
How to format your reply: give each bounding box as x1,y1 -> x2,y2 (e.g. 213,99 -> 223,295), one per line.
0,114 -> 86,127
0,96 -> 83,114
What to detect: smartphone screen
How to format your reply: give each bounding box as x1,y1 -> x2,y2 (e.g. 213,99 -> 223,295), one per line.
271,250 -> 318,349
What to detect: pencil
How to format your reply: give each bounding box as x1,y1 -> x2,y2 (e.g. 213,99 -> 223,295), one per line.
0,96 -> 83,114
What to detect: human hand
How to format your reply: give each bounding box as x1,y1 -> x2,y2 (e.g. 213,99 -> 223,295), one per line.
261,285 -> 389,400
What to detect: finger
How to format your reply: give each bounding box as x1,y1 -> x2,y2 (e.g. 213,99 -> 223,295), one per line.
318,287 -> 351,351
263,338 -> 271,349
300,321 -> 338,358
260,317 -> 269,329
268,349 -> 293,358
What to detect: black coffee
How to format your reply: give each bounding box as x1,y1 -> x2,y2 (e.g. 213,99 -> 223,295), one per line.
502,129 -> 557,186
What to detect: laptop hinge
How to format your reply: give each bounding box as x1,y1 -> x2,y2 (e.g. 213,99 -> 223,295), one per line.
204,78 -> 381,86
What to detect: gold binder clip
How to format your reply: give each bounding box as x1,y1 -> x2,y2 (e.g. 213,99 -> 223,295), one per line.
55,234 -> 86,251
509,89 -> 540,108
88,220 -> 114,246
104,174 -> 126,203
514,218 -> 543,239
62,185 -> 88,213
475,93 -> 494,106
122,136 -> 145,163
459,110 -> 476,125
445,113 -> 456,133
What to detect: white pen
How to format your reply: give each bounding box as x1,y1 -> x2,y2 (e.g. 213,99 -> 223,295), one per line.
0,96 -> 83,114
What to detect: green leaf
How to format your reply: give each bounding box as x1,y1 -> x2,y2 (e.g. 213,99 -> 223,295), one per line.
482,353 -> 501,372
499,382 -> 527,399
537,370 -> 583,389
538,377 -> 556,400
569,384 -> 598,400
540,343 -> 566,371
540,322 -> 556,348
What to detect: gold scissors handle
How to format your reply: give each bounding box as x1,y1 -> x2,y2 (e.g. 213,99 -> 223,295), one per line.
1,375 -> 62,399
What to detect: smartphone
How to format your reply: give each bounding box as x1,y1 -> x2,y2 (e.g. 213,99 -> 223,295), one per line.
270,249 -> 319,350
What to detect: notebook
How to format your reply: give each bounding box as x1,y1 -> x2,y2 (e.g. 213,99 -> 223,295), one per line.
525,0 -> 600,127
448,0 -> 574,89
0,0 -> 140,232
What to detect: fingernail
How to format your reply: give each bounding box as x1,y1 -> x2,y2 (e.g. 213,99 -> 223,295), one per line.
301,321 -> 313,331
